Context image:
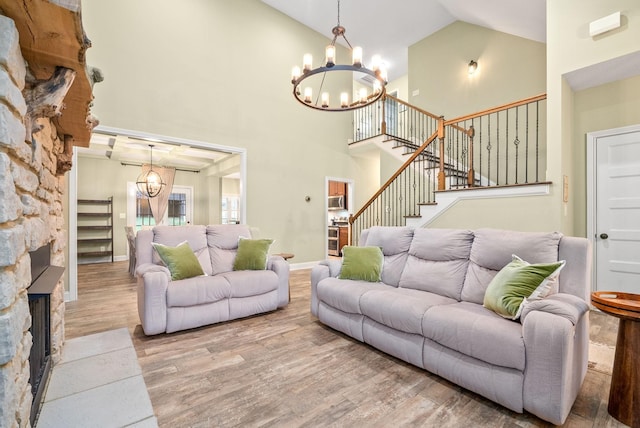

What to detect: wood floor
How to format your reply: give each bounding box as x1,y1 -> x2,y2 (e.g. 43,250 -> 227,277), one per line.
66,261 -> 626,427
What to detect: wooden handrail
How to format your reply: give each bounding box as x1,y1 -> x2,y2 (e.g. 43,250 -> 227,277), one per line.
385,93 -> 441,121
444,93 -> 547,125
350,131 -> 439,224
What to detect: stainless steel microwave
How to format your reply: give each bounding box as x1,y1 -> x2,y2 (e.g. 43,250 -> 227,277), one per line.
328,195 -> 345,210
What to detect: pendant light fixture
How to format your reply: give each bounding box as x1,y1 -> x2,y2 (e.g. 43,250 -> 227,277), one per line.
136,144 -> 165,198
290,0 -> 387,111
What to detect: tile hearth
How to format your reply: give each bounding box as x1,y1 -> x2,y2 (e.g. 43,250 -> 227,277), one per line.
35,328 -> 156,427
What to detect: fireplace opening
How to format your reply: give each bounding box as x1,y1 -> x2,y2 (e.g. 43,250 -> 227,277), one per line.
27,243 -> 64,426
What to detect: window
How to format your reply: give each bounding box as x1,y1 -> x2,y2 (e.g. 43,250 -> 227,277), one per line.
128,183 -> 193,231
221,195 -> 240,224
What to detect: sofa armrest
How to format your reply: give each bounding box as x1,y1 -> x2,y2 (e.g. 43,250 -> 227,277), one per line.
310,259 -> 343,317
268,255 -> 290,308
135,262 -> 171,279
522,294 -> 590,424
520,293 -> 589,325
136,263 -> 170,335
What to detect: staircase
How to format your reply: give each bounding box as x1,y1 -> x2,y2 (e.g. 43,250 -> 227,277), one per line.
349,93 -> 548,245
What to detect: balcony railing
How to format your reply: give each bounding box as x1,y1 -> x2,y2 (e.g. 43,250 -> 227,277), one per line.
350,93 -> 547,245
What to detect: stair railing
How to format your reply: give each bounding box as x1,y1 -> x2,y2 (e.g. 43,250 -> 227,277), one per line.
349,131 -> 439,245
442,93 -> 547,189
353,93 -> 440,145
349,93 -> 548,245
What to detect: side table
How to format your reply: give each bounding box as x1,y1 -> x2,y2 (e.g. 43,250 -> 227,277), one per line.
591,291 -> 640,428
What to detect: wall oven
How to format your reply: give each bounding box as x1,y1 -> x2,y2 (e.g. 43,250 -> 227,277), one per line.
328,226 -> 339,256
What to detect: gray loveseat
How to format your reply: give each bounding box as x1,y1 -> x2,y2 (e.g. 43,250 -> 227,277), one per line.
136,224 -> 289,335
311,227 -> 591,425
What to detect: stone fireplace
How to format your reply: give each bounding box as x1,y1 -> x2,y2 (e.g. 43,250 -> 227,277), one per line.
0,2 -> 96,426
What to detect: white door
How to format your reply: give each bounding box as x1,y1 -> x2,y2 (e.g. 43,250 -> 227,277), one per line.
588,125 -> 640,293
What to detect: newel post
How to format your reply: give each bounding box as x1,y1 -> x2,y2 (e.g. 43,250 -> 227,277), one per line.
467,125 -> 475,187
437,116 -> 445,191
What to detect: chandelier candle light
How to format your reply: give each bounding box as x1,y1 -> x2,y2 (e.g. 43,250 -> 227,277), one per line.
290,0 -> 388,111
136,144 -> 165,198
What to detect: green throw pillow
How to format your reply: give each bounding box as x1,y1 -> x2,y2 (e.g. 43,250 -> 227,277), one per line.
151,241 -> 205,281
483,254 -> 565,320
339,246 -> 384,282
233,238 -> 274,270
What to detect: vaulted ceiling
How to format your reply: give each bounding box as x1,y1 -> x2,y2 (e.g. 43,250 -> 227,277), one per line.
262,0 -> 546,82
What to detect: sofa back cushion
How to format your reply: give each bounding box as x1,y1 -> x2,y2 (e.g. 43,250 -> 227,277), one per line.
361,226 -> 414,287
399,228 -> 474,300
207,224 -> 252,274
151,225 -> 212,276
461,228 -> 562,304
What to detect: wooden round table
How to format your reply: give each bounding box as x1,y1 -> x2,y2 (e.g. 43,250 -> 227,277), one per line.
591,291 -> 640,427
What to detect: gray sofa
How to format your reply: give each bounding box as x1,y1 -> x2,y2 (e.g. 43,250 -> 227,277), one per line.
136,224 -> 289,335
311,227 -> 591,425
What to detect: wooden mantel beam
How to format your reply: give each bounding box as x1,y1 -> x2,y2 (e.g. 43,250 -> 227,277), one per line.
0,0 -> 97,147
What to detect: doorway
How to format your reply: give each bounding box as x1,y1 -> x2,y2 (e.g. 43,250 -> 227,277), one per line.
67,126 -> 247,302
325,177 -> 354,257
587,124 -> 640,293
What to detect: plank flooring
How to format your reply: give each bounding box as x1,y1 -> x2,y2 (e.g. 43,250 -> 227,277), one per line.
66,261 -> 626,427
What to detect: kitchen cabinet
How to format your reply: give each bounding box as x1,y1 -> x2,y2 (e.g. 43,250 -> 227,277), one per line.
338,226 -> 349,254
329,180 -> 347,197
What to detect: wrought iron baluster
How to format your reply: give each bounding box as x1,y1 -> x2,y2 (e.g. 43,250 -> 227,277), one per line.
514,106 -> 520,184
487,115 -> 492,186
496,111 -> 500,185
525,103 -> 529,183
479,116 -> 483,186
536,101 -> 540,182
505,109 -> 509,184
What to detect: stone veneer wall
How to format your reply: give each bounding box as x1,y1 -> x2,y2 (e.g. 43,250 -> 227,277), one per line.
0,15 -> 67,428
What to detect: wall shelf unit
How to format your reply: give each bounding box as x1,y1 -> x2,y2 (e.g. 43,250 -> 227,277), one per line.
77,197 -> 114,263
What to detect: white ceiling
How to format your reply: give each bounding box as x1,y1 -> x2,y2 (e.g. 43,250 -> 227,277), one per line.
262,0 -> 546,82
79,132 -> 233,172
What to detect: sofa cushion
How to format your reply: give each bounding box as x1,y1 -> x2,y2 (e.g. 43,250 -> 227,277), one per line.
422,302 -> 525,371
362,226 -> 414,287
461,229 -> 562,304
360,288 -> 457,335
166,275 -> 231,307
152,225 -> 212,275
151,241 -> 205,281
399,228 -> 473,300
317,278 -> 389,315
207,224 -> 252,274
484,255 -> 566,320
339,246 -> 384,282
222,270 -> 278,298
233,238 -> 273,270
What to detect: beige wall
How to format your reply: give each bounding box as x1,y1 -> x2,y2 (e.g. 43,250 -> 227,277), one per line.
408,21 -> 546,119
81,0 -> 374,262
405,21 -> 551,231
547,0 -> 640,235
572,74 -> 640,235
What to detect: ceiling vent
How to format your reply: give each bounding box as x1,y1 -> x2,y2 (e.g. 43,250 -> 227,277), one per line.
358,74 -> 377,88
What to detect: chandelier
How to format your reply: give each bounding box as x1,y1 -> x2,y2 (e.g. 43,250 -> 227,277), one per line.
136,144 -> 165,198
290,0 -> 387,111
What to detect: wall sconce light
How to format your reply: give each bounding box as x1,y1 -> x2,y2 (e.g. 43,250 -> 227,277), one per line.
468,60 -> 478,75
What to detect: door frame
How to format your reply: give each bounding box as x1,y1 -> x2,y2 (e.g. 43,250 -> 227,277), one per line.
325,176 -> 355,257
586,123 -> 640,292
67,125 -> 247,302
